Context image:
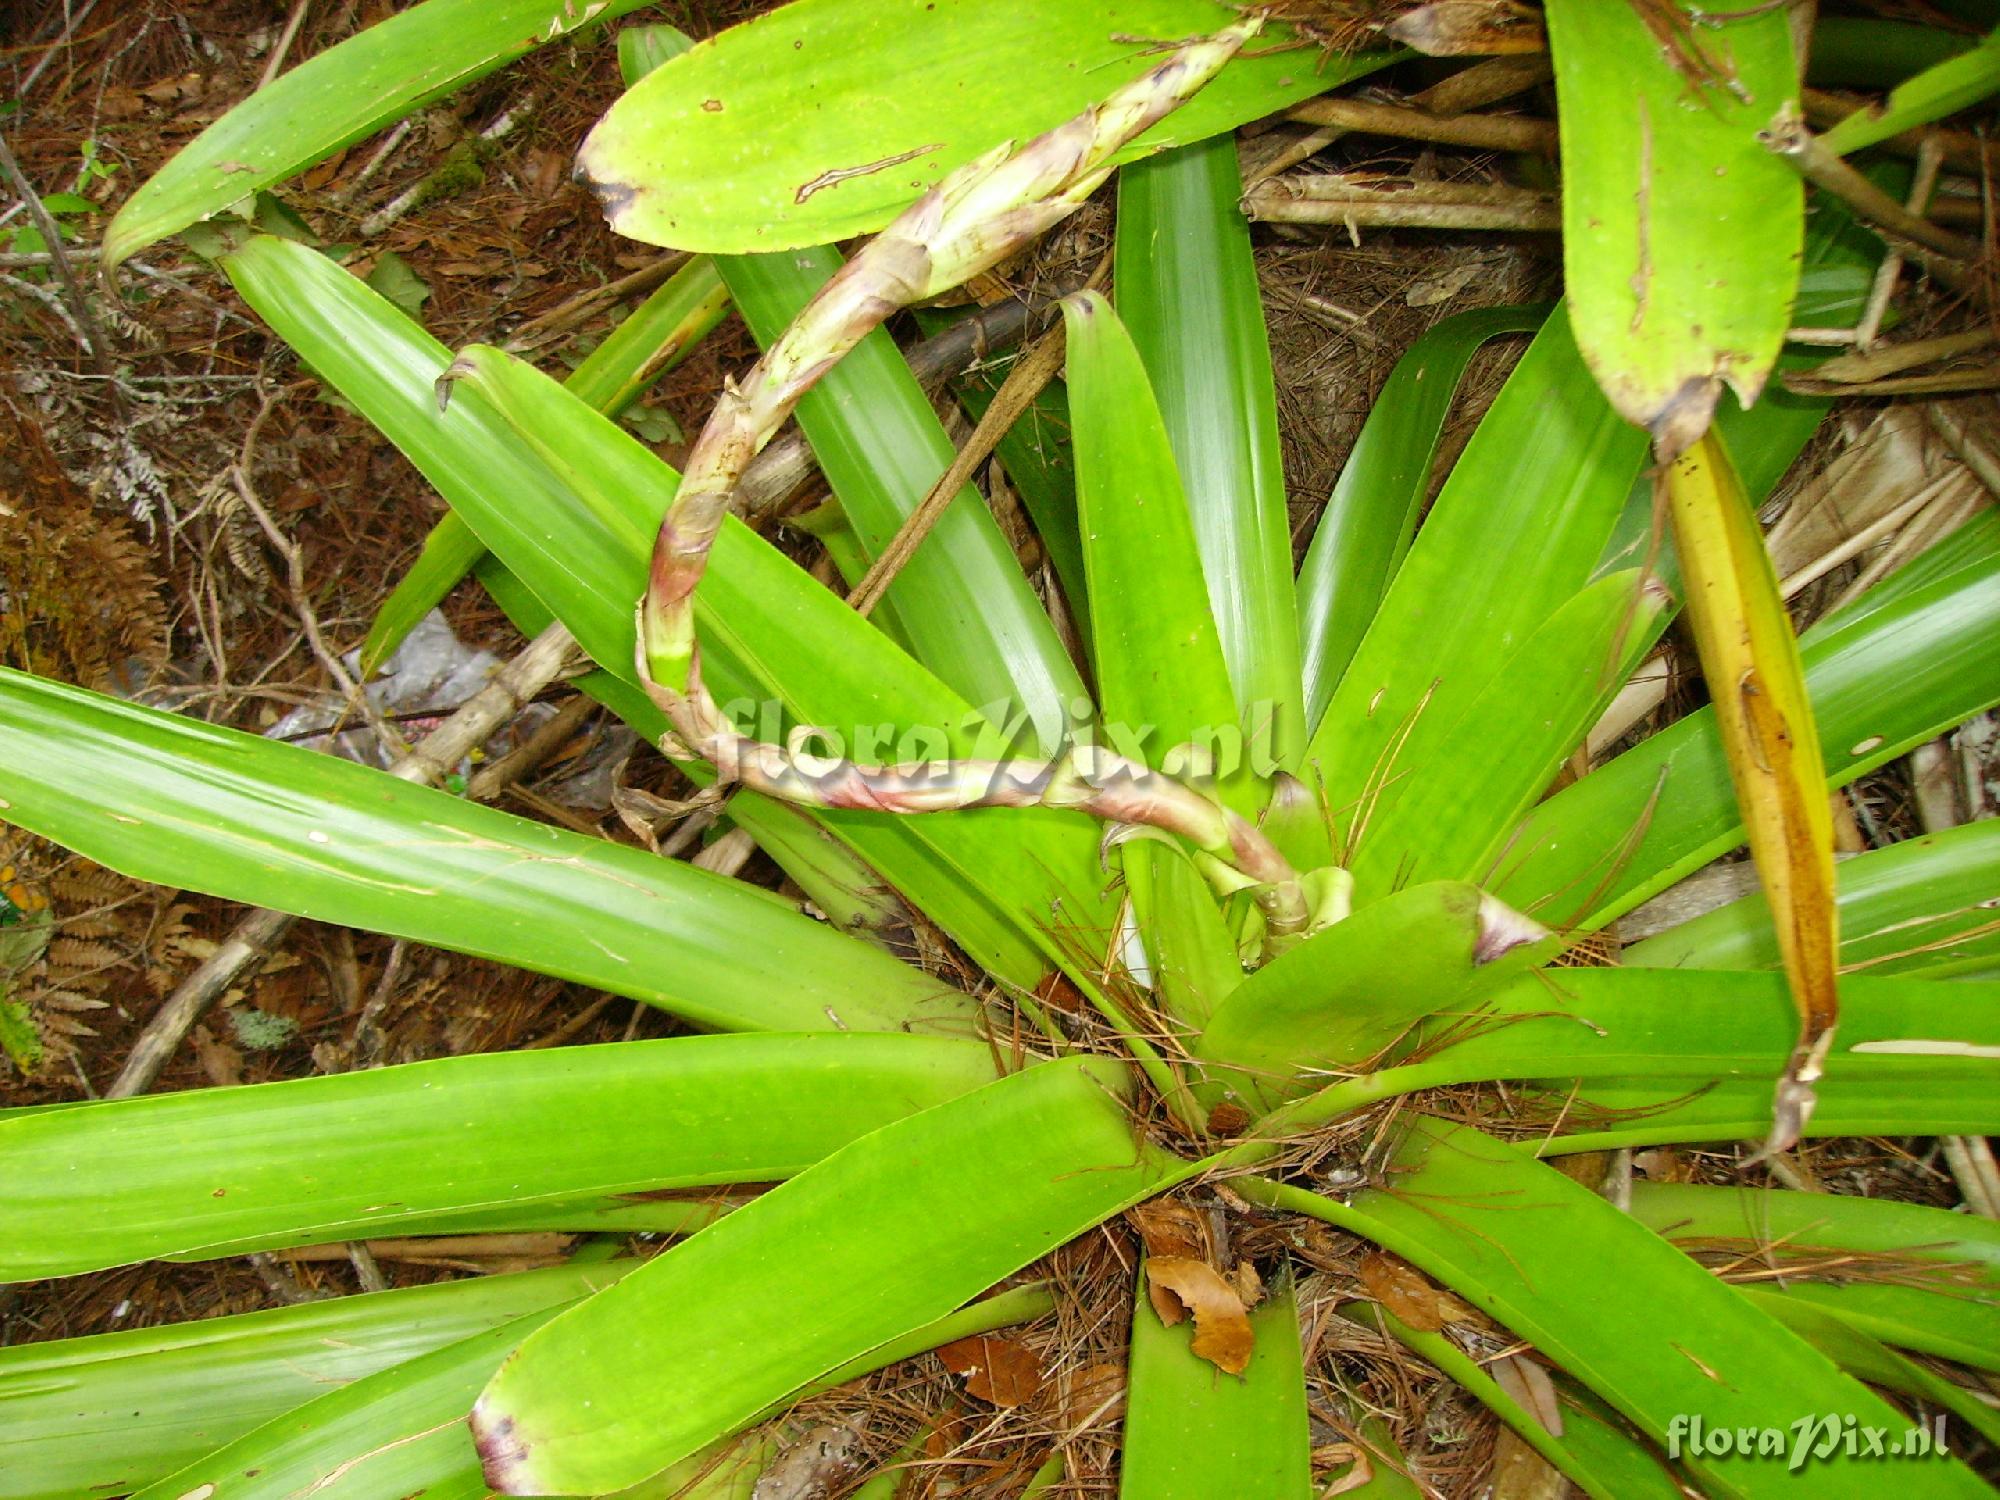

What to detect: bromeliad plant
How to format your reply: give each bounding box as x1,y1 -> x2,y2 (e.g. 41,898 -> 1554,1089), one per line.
5,1 -> 2000,1496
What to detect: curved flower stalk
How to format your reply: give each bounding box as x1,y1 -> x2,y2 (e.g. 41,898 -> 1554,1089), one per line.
621,15 -> 1335,948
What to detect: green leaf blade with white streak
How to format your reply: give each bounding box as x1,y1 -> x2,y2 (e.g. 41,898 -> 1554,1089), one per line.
1626,1181 -> 2000,1278
1544,0 -> 1804,454
1115,138 -> 1301,766
0,671 -> 963,1039
719,249 -> 1082,749
472,1057 -> 1186,1494
104,0 -> 651,268
1350,569 -> 1669,899
1061,291 -> 1239,782
1495,525 -> 2000,930
1121,1268 -> 1312,1499
1298,305 -> 1548,726
1351,1120 -> 1992,1499
1625,817 -> 2000,979
577,0 -> 1389,254
0,1262 -> 627,1500
0,1033 -> 998,1279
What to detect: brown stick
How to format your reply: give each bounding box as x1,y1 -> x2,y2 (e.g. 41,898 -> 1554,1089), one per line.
1784,365 -> 2000,397
738,297 -> 1036,520
1760,108 -> 1984,286
0,130 -> 120,401
1243,55 -> 1550,187
1244,175 -> 1559,231
1853,136 -> 1944,350
1286,97 -> 1556,154
1807,325 -> 1997,383
846,325 -> 1066,617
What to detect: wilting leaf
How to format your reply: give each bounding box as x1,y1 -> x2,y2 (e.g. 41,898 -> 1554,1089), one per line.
1145,1255 -> 1254,1375
1663,430 -> 1838,1151
936,1334 -> 1043,1407
1358,1252 -> 1466,1335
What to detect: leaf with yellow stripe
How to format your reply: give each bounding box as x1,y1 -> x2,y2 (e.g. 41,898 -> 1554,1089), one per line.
1661,429 -> 1837,1152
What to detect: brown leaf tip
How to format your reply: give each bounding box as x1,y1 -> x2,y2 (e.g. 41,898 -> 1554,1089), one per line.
1474,894 -> 1548,967
469,1403 -> 532,1493
1648,375 -> 1722,464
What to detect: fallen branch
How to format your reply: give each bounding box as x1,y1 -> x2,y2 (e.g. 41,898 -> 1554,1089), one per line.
1286,96 -> 1556,154
1242,174 -> 1560,232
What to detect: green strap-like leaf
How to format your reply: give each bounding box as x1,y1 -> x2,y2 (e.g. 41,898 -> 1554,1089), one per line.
1337,1120 -> 1992,1498
103,0 -> 652,267
1821,27 -> 2000,157
218,233 -> 1109,985
1299,305 -> 1547,726
0,670 -> 966,1039
1415,968 -> 2000,1089
1115,138 -> 1302,769
0,1262 -> 629,1500
1349,569 -> 1668,899
1543,1075 -> 2000,1154
1120,1266 -> 1312,1499
1304,306 -> 1648,851
132,1282 -> 1055,1500
1747,1292 -> 2000,1449
1626,1181 -> 2000,1277
471,1057 -> 1185,1494
1770,1281 -> 2000,1375
1367,1306 -> 1683,1500
1496,523 -> 2000,930
0,1033 -> 998,1279
1198,880 -> 1547,1100
1123,839 -> 1242,1033
1626,818 -> 2000,979
1061,291 -> 1241,793
951,356 -> 1090,642
718,249 -> 1083,749
1545,0 -> 1803,454
1245,971 -> 2000,1154
575,0 -> 1388,254
131,1312 -> 556,1500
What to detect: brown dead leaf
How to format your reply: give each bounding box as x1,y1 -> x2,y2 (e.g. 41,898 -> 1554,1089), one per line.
1127,1197 -> 1207,1260
1056,1360 -> 1126,1427
1145,1256 -> 1255,1375
190,1023 -> 244,1087
1206,1100 -> 1252,1136
1230,1258 -> 1265,1311
524,148 -> 568,199
301,150 -> 348,192
936,1334 -> 1042,1407
1359,1252 -> 1462,1333
1386,1 -> 1545,55
1490,1352 -> 1565,1437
